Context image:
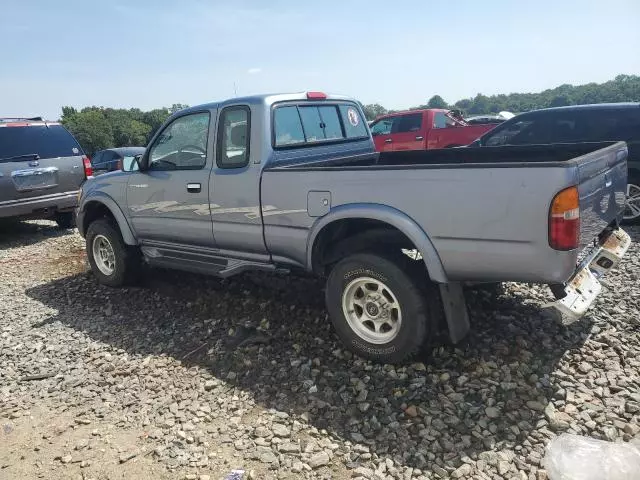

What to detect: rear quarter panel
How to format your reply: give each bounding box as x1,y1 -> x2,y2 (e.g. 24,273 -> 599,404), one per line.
261,162 -> 583,283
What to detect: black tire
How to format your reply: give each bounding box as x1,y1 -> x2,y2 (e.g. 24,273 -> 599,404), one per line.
622,179 -> 640,225
86,218 -> 141,287
325,252 -> 440,363
55,212 -> 75,229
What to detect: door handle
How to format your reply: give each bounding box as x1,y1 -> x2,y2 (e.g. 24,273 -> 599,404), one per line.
415,136 -> 424,141
187,183 -> 201,193
384,139 -> 392,143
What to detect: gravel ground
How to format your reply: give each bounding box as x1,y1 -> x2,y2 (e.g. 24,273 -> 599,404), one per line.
1,220 -> 639,480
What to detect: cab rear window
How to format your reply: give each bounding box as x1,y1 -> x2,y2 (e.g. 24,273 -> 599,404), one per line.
0,124 -> 82,161
273,103 -> 367,147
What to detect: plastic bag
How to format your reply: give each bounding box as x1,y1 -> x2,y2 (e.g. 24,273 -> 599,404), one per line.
223,470 -> 245,480
543,433 -> 640,480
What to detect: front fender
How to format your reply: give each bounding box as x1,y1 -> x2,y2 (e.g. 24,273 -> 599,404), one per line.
306,203 -> 447,283
78,192 -> 137,245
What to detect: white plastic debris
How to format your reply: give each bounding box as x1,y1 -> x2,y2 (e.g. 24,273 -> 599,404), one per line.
223,470 -> 245,480
543,433 -> 640,480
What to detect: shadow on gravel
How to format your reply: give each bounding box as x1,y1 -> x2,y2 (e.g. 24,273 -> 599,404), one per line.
27,269 -> 592,471
0,219 -> 73,250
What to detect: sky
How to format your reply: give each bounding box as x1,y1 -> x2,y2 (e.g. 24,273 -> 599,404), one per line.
1,0 -> 639,120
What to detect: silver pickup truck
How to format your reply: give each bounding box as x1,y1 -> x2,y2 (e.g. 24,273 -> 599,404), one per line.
76,92 -> 631,363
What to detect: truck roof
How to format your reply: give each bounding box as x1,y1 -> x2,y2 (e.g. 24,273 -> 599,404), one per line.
526,102 -> 640,115
375,109 -> 448,120
177,92 -> 357,116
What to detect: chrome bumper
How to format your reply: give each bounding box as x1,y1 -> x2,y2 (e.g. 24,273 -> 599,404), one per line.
550,228 -> 631,324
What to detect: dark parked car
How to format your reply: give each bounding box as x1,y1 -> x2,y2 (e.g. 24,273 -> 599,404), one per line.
0,117 -> 90,228
91,147 -> 146,175
471,103 -> 640,223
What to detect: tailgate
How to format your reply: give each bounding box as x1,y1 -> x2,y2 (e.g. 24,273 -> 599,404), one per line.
0,155 -> 84,202
0,123 -> 85,203
576,141 -> 628,248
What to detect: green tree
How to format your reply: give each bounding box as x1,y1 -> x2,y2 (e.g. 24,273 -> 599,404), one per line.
60,105 -> 175,155
361,104 -> 387,121
426,95 -> 448,109
143,108 -> 172,138
61,108 -> 114,155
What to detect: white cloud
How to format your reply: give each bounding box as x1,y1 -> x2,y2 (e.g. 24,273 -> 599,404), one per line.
247,68 -> 262,75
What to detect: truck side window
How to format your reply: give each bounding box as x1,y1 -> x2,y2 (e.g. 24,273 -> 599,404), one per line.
217,106 -> 250,168
484,119 -> 535,146
433,112 -> 457,129
370,119 -> 393,136
394,113 -> 422,133
148,112 -> 210,170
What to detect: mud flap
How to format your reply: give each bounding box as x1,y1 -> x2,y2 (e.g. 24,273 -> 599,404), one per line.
439,282 -> 470,343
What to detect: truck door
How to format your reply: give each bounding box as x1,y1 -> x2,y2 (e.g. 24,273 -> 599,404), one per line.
391,113 -> 424,151
207,105 -> 270,259
370,117 -> 394,152
126,110 -> 215,247
428,111 -> 464,148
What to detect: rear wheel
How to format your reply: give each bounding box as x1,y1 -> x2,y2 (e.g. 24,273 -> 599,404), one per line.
86,218 -> 140,287
325,252 -> 440,363
623,180 -> 640,224
55,212 -> 75,229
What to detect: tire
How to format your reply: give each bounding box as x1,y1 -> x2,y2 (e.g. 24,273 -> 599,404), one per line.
325,252 -> 440,363
86,218 -> 141,287
622,180 -> 640,224
55,212 -> 75,229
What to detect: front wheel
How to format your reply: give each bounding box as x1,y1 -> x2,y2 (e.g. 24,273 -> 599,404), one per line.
325,253 -> 439,363
623,181 -> 640,224
86,219 -> 140,287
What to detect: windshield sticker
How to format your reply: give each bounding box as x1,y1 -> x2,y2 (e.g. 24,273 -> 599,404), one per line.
72,148 -> 79,154
347,108 -> 359,127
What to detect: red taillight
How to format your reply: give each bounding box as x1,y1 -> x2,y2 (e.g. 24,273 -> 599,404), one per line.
549,186 -> 580,250
82,155 -> 93,178
306,91 -> 327,100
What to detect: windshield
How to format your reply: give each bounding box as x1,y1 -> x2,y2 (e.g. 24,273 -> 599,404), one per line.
0,124 -> 82,160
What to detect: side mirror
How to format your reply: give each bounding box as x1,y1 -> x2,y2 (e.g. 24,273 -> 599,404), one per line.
122,154 -> 143,172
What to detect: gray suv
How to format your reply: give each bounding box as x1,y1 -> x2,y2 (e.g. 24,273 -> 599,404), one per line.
0,117 -> 90,228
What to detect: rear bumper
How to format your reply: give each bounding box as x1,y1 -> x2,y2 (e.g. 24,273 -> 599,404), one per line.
0,190 -> 79,219
549,227 -> 631,323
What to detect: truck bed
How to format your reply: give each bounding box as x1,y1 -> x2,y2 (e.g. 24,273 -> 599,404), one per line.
262,141 -> 627,283
269,141 -> 622,168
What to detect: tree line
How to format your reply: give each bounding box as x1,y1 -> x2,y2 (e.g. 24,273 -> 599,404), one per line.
61,104 -> 187,156
60,75 -> 640,155
361,74 -> 640,120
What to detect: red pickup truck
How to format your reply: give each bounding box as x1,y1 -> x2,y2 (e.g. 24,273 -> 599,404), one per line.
370,109 -> 497,152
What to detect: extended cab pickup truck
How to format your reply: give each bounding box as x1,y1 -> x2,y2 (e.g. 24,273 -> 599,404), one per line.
76,92 -> 631,363
370,109 -> 496,152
